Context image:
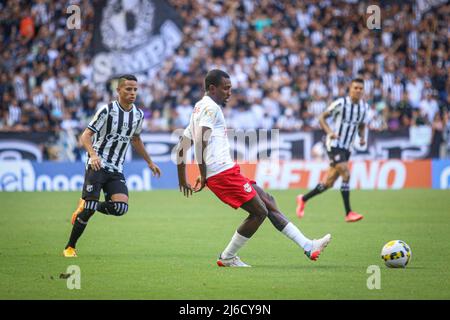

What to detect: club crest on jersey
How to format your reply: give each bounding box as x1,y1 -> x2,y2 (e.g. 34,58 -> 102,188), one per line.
243,183 -> 252,193
86,185 -> 93,192
122,122 -> 129,129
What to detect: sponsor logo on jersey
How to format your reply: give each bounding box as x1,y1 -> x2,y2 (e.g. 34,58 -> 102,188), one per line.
243,182 -> 252,193
106,133 -> 130,142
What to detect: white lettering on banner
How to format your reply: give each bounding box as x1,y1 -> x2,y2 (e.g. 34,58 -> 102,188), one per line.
303,162 -> 329,189
351,161 -> 406,189
36,175 -> 51,190
0,141 -> 43,161
35,175 -> 84,191
0,160 -> 35,191
0,161 -> 153,192
377,161 -> 405,189
127,168 -> 152,191
256,160 -> 408,189
351,161 -> 379,189
375,139 -> 429,160
278,132 -> 312,160
279,162 -> 302,189
53,175 -> 71,191
255,161 -> 281,189
70,176 -> 85,190
440,167 -> 450,189
255,161 -> 328,189
93,22 -> 182,83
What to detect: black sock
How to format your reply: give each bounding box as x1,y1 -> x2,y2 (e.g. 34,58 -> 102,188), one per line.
341,182 -> 352,215
97,201 -> 114,215
303,183 -> 326,202
66,206 -> 96,249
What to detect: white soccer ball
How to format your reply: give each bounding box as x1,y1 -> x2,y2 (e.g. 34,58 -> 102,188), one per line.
381,240 -> 412,268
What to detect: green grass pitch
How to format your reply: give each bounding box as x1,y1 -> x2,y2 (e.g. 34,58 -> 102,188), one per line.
1,189 -> 449,299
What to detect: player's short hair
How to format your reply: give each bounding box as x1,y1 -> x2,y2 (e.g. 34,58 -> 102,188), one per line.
351,77 -> 364,85
204,69 -> 230,91
118,74 -> 137,87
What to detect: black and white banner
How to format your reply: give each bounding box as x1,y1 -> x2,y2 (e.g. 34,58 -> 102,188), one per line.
0,132 -> 55,161
0,130 -> 436,162
91,0 -> 183,83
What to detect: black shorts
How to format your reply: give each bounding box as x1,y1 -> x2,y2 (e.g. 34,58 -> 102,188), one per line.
81,166 -> 128,201
327,147 -> 351,167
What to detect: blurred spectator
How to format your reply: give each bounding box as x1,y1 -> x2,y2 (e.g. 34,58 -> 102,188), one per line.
174,98 -> 193,128
395,92 -> 414,128
428,112 -> 445,158
419,91 -> 440,124
147,109 -> 169,132
276,108 -> 302,131
406,73 -> 424,109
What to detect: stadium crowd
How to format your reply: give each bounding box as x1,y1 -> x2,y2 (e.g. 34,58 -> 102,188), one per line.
0,0 -> 449,158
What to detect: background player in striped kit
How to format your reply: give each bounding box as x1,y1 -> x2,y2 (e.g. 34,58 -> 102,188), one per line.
63,74 -> 161,257
296,78 -> 368,223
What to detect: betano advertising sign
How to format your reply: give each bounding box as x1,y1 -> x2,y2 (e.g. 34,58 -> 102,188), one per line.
185,160 -> 440,190
1,160 -> 448,192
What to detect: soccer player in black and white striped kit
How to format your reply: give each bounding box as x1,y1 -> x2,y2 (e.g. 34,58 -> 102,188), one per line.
296,78 -> 368,223
63,74 -> 161,257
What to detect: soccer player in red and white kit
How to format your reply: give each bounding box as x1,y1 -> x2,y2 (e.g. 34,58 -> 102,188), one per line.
176,69 -> 331,267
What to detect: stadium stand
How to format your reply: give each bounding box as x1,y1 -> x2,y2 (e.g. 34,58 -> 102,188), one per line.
0,0 -> 448,160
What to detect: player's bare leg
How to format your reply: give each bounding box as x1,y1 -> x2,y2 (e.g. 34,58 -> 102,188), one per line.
297,166 -> 339,218
253,184 -> 331,261
238,194 -> 268,238
217,195 -> 267,267
335,162 -> 363,222
252,184 -> 288,231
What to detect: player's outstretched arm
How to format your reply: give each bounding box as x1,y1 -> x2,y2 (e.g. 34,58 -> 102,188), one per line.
80,128 -> 102,171
131,134 -> 161,177
176,135 -> 194,197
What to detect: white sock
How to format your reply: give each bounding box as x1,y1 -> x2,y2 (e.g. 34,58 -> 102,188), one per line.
281,222 -> 312,251
221,231 -> 250,259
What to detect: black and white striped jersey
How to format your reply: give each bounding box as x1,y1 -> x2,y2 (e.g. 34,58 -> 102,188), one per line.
325,96 -> 368,151
87,100 -> 144,173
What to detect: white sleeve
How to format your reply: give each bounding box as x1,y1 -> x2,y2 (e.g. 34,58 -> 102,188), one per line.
326,97 -> 344,117
133,110 -> 145,135
183,125 -> 193,140
88,104 -> 108,133
198,105 -> 218,129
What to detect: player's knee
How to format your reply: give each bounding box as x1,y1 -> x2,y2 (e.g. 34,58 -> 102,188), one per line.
266,192 -> 275,203
342,172 -> 350,182
110,201 -> 128,216
255,204 -> 268,221
323,181 -> 334,189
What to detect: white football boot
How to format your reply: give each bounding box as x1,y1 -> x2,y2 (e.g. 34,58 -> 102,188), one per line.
217,255 -> 251,267
305,234 -> 332,261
